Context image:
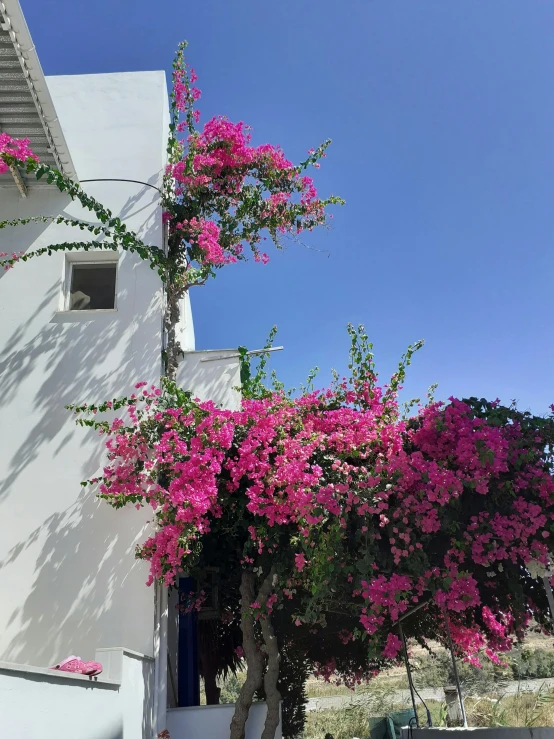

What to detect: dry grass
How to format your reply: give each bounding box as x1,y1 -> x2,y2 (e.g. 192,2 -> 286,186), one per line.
465,688 -> 554,728
303,688 -> 554,739
304,704 -> 370,739
306,676 -> 406,699
210,639 -> 554,737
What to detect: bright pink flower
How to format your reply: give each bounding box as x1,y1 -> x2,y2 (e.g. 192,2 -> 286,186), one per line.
0,133 -> 38,173
382,633 -> 403,660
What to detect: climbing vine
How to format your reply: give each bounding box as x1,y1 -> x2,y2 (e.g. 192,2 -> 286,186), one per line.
1,41 -> 342,380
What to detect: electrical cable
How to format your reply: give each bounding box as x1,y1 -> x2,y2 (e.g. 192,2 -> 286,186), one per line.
408,714 -> 417,739
412,683 -> 433,727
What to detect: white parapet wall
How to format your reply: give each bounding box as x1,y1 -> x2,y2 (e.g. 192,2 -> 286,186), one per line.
0,647 -> 154,739
167,702 -> 282,739
403,729 -> 554,739
177,350 -> 242,410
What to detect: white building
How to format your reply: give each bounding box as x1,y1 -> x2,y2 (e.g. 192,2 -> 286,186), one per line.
0,2 -> 274,737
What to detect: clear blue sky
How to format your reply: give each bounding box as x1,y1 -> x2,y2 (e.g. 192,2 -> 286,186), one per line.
24,0 -> 554,412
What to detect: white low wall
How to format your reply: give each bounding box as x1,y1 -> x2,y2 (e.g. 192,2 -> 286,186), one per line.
167,702 -> 282,739
178,350 -> 241,411
403,730 -> 554,739
0,647 -> 154,739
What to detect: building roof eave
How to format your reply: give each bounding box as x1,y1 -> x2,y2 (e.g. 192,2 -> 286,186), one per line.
0,0 -> 77,186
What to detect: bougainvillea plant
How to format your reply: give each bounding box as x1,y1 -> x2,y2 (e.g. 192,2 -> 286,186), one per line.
0,40 -> 342,739
4,39 -> 554,739
0,40 -> 343,381
68,324 -> 554,738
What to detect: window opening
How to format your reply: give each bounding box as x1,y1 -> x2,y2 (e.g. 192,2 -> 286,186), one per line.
68,263 -> 117,310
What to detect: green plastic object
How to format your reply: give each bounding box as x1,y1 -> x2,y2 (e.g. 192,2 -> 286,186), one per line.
368,709 -> 416,739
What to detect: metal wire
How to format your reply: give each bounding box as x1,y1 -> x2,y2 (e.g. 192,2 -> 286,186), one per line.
399,622 -> 420,728
80,178 -> 163,196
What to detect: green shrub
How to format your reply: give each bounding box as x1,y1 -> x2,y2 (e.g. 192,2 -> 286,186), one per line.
509,648 -> 554,680
218,672 -> 244,704
411,651 -> 510,694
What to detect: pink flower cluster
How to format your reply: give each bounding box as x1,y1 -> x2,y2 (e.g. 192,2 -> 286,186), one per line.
0,250 -> 26,272
172,48 -> 201,125
361,575 -> 413,622
383,633 -> 404,660
0,133 -> 37,174
175,217 -> 237,266
313,657 -> 379,690
88,374 -> 554,666
170,114 -> 325,235
165,45 -> 338,272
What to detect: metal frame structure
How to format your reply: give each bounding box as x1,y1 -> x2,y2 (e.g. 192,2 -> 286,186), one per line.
397,599 -> 468,729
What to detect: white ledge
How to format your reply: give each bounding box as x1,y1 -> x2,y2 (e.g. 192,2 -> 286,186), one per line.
180,348 -> 236,354
55,309 -> 118,316
0,660 -> 120,687
168,701 -> 268,713
96,646 -> 154,662
51,310 -> 118,324
93,646 -> 154,682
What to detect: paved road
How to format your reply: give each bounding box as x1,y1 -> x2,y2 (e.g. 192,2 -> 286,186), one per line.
306,677 -> 554,712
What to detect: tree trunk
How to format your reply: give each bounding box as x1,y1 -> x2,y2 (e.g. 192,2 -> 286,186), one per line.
198,621 -> 221,705
229,568 -> 276,739
229,570 -> 264,739
260,610 -> 281,739
164,281 -> 184,382
204,671 -> 221,705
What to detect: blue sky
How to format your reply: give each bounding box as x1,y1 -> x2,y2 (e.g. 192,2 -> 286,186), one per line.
25,0 -> 554,412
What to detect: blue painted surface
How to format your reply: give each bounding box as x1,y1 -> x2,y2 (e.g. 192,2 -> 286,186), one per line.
178,577 -> 200,707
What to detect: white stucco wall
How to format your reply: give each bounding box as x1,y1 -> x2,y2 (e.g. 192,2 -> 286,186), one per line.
0,71 -> 169,666
167,702 -> 282,739
177,350 -> 241,411
0,648 -> 154,739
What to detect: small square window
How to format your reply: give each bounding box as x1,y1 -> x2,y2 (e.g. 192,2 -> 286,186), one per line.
68,263 -> 117,311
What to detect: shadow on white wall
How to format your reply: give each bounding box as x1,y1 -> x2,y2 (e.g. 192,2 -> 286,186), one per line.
0,188 -> 164,666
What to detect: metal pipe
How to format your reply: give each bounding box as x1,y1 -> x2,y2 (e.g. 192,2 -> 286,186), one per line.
442,610 -> 468,727
397,599 -> 431,624
152,583 -> 162,734
167,652 -> 178,707
157,585 -> 169,733
543,576 -> 554,624
80,178 -> 163,196
199,346 -> 284,363
398,622 -> 419,728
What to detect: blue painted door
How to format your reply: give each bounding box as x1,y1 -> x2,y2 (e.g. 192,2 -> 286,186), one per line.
178,576 -> 200,707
